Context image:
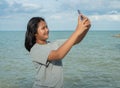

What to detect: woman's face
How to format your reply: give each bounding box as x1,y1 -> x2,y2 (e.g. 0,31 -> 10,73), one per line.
35,21 -> 49,41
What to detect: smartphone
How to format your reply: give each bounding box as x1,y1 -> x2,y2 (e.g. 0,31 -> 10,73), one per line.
77,10 -> 83,20
77,10 -> 81,15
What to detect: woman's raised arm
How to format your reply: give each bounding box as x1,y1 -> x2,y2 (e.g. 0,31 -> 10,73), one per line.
48,15 -> 91,61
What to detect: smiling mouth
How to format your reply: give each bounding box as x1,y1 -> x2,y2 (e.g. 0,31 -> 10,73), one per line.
46,31 -> 49,35
45,32 -> 48,35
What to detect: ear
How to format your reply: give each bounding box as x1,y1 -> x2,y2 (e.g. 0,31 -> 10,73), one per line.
35,33 -> 37,36
35,34 -> 38,38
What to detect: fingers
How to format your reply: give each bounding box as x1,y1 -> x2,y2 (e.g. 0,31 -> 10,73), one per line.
81,15 -> 91,25
85,19 -> 91,25
79,14 -> 88,24
78,14 -> 91,28
78,14 -> 86,21
84,20 -> 91,29
80,14 -> 86,20
78,15 -> 82,23
83,18 -> 88,24
78,14 -> 87,24
82,16 -> 91,29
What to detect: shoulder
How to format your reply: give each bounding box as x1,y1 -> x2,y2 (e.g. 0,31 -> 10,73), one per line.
30,39 -> 66,53
30,43 -> 50,51
30,42 -> 54,53
30,43 -> 52,57
30,43 -> 40,55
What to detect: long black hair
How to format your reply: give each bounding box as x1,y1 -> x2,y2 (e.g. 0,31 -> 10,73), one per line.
25,17 -> 45,52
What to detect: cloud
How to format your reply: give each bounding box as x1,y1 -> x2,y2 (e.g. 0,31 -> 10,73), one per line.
90,14 -> 120,22
1,0 -> 120,16
57,0 -> 120,15
0,0 -> 120,31
0,0 -> 42,16
50,15 -> 62,20
22,3 -> 40,11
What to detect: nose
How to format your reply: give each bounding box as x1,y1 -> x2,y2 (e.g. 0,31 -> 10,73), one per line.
45,27 -> 49,33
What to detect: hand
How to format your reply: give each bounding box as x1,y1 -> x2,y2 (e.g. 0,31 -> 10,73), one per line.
75,14 -> 91,36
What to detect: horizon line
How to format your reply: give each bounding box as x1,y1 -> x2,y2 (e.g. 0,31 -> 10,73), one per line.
0,30 -> 120,32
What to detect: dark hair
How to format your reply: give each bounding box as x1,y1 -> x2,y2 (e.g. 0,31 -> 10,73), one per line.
25,17 -> 45,52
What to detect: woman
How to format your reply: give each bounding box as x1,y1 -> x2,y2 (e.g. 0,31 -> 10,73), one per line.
25,14 -> 91,88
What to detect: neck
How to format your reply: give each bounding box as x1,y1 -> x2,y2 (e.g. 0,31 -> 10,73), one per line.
36,39 -> 47,45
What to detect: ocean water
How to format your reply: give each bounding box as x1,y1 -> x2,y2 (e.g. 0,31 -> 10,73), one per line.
0,31 -> 120,88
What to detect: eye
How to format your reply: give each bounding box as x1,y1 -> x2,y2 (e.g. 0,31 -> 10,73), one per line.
41,25 -> 48,30
41,26 -> 45,30
42,27 -> 45,29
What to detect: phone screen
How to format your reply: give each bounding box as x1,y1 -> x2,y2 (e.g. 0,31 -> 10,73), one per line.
77,10 -> 83,20
78,10 -> 81,15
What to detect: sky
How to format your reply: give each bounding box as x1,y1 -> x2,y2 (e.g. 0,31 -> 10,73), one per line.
0,0 -> 120,31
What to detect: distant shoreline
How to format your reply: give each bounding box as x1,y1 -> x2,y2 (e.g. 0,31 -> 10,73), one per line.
113,34 -> 120,38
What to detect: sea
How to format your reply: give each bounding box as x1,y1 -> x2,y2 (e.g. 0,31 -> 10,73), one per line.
0,31 -> 120,88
